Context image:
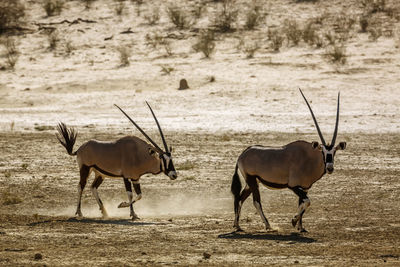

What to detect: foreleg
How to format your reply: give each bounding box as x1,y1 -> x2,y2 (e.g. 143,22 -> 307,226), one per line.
291,186 -> 310,232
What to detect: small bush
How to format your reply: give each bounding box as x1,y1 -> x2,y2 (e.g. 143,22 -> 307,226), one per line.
361,0 -> 386,14
242,42 -> 260,58
368,25 -> 382,41
3,37 -> 19,69
114,0 -> 126,16
43,0 -> 65,17
144,7 -> 160,25
359,14 -> 369,32
167,5 -> 192,29
116,46 -> 130,67
64,39 -> 75,56
47,30 -> 59,51
0,0 -> 25,34
81,0 -> 96,9
268,28 -> 284,52
145,31 -> 164,49
325,44 -> 347,65
213,0 -> 238,33
160,65 -> 174,75
192,2 -> 206,19
302,21 -> 318,46
244,1 -> 266,30
193,29 -> 216,58
283,19 -> 302,46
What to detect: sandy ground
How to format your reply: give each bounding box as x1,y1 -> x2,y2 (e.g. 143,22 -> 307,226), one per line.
1,0 -> 400,266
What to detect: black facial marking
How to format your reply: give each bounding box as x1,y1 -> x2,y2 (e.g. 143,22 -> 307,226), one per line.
326,153 -> 333,163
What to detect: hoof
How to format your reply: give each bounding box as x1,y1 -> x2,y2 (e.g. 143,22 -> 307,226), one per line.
118,202 -> 130,208
234,226 -> 243,232
75,211 -> 83,218
131,214 -> 140,221
291,217 -> 298,227
299,228 -> 308,233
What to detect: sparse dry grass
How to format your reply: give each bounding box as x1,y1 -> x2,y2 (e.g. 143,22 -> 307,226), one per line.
2,191 -> 22,205
325,43 -> 347,65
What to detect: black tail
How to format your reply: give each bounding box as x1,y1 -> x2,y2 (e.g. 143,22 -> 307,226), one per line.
56,122 -> 77,156
231,164 -> 242,199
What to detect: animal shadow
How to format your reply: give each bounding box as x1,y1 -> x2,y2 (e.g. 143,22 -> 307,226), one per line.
217,231 -> 316,243
28,217 -> 167,227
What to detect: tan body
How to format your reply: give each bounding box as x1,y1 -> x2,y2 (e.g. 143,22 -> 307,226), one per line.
231,89 -> 346,232
57,104 -> 177,220
77,136 -> 161,180
238,141 -> 325,190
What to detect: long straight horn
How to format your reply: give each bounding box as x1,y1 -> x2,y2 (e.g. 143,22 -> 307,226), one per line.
331,92 -> 340,146
299,88 -> 327,146
146,101 -> 169,153
114,104 -> 164,153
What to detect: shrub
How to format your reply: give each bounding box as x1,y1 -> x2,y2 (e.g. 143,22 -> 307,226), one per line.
325,44 -> 347,65
193,29 -> 216,58
302,21 -> 318,46
244,1 -> 266,30
268,28 -> 284,52
114,0 -> 126,16
283,19 -> 302,46
116,46 -> 130,67
213,0 -> 238,33
167,5 -> 192,29
47,30 -> 59,51
242,41 -> 260,58
3,37 -> 19,69
43,0 -> 65,17
2,191 -> 22,205
144,7 -> 160,25
359,14 -> 369,32
0,0 -> 25,34
81,0 -> 96,9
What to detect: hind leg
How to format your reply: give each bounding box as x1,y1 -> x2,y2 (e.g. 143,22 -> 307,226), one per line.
290,186 -> 310,232
248,176 -> 271,230
76,165 -> 90,217
91,175 -> 108,218
234,184 -> 252,231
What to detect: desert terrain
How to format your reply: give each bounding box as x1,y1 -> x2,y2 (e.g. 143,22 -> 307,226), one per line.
0,0 -> 400,266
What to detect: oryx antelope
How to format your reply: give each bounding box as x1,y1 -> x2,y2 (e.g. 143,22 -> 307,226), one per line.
56,102 -> 177,220
231,89 -> 346,232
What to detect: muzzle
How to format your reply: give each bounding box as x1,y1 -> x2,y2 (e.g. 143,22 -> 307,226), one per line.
168,171 -> 177,180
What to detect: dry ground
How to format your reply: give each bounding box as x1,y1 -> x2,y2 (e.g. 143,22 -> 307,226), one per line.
1,0 -> 400,266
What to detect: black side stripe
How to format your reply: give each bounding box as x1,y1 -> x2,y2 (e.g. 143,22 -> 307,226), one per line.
91,165 -> 121,178
257,178 -> 288,189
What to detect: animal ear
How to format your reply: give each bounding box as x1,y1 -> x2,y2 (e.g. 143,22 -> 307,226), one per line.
148,148 -> 156,156
311,141 -> 320,150
336,142 -> 346,150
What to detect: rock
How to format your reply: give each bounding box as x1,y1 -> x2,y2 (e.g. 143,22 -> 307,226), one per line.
178,79 -> 189,90
203,252 -> 211,259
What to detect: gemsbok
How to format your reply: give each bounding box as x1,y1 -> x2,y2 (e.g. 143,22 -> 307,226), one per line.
231,89 -> 346,232
56,102 -> 177,220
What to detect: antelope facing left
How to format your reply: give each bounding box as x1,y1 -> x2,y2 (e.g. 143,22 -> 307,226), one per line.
56,102 -> 177,220
231,89 -> 346,232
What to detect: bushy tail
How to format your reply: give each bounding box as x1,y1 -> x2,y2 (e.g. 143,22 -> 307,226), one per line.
231,164 -> 242,200
56,122 -> 77,156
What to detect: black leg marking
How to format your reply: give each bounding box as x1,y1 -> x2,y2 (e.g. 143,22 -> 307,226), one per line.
290,186 -> 310,232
